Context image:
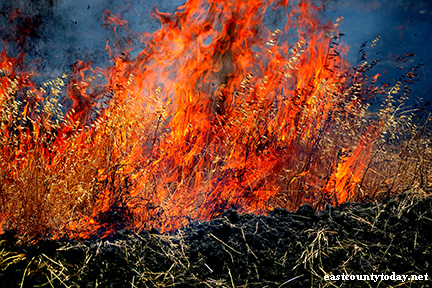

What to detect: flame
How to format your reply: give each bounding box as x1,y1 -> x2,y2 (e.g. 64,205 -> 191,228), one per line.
1,0 -> 386,240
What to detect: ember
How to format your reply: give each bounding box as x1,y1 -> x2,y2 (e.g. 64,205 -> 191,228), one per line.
0,0 -> 430,242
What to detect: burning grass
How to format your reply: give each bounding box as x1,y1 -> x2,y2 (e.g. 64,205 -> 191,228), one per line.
0,0 -> 431,243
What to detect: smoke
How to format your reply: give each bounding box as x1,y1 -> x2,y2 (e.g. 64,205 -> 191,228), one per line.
324,0 -> 432,105
1,0 -> 430,105
0,0 -> 171,77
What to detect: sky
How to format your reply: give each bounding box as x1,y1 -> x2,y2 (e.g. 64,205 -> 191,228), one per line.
1,0 -> 431,106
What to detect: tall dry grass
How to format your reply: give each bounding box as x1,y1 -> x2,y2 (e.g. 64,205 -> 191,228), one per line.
1,43 -> 431,242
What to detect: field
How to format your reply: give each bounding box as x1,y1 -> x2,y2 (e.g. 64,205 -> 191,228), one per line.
0,0 -> 431,286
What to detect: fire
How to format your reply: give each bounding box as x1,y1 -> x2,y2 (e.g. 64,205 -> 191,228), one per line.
0,0 -> 391,240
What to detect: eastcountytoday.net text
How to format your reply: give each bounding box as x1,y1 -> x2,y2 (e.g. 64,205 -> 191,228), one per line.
324,272 -> 429,282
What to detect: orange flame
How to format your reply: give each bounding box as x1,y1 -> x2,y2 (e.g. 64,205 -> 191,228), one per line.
1,0 -> 385,239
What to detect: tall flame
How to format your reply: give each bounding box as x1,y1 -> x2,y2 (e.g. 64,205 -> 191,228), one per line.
1,0 -> 384,239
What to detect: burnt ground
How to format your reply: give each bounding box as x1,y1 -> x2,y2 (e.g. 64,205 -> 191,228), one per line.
0,192 -> 431,287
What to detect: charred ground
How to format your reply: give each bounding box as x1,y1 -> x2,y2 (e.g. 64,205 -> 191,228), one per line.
1,191 -> 431,287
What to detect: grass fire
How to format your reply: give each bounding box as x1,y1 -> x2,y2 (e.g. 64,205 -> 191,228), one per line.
0,0 -> 431,287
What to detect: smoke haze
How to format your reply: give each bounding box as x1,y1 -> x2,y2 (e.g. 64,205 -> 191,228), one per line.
1,0 -> 431,103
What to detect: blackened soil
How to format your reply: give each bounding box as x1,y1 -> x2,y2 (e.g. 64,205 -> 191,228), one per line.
1,193 -> 431,287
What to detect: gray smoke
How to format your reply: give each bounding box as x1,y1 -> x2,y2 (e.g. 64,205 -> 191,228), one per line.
1,0 -> 430,106
0,0 -> 177,76
324,0 -> 432,106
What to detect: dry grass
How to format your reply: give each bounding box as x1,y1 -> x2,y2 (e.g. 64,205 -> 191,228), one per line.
1,189 -> 430,287
294,187 -> 432,288
1,44 -> 431,242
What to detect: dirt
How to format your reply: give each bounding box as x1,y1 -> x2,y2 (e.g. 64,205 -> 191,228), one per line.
1,192 -> 431,287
